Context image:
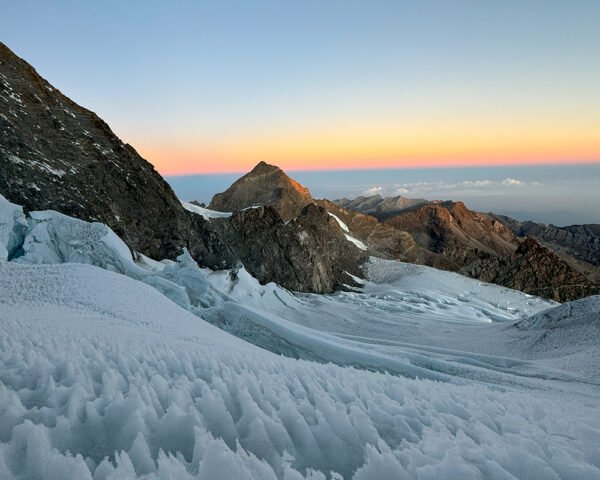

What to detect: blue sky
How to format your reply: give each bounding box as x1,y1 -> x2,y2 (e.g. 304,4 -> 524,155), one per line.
2,1 -> 599,224
1,1 -> 599,173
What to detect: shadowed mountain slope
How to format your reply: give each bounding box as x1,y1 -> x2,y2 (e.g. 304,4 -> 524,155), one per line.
0,42 -> 233,267
491,214 -> 600,267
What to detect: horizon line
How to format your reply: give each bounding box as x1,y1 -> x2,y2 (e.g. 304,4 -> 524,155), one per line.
162,158 -> 600,178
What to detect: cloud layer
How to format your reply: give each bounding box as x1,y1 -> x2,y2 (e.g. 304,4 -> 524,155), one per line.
362,178 -> 541,197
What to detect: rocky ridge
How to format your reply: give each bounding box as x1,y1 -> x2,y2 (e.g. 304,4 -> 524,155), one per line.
338,194 -> 600,301
464,238 -> 600,301
382,201 -> 517,268
491,214 -> 600,267
0,42 -> 234,268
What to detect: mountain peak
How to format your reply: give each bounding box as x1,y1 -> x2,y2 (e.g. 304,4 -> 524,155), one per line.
209,162 -> 313,221
250,161 -> 280,173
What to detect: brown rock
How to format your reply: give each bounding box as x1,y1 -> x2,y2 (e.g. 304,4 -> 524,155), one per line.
209,161 -> 313,222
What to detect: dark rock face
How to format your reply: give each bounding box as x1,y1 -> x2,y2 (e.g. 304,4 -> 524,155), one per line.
317,199 -> 416,258
491,214 -> 600,267
210,204 -> 367,293
209,161 -> 313,222
0,42 -> 233,268
206,163 -> 426,291
463,238 -> 600,302
316,199 -> 453,269
334,194 -> 428,218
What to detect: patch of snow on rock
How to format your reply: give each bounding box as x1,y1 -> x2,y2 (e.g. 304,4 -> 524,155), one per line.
181,200 -> 232,220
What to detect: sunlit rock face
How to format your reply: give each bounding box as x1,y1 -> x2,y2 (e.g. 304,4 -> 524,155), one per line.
209,161 -> 314,222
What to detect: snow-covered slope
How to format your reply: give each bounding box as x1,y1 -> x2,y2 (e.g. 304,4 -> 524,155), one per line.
2,194 -> 600,479
514,295 -> 600,381
2,262 -> 600,479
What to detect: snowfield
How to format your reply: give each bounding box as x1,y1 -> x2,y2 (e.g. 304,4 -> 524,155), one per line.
1,194 -> 600,479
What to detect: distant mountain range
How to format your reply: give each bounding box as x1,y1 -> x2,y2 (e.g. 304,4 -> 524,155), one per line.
331,195 -> 600,301
334,194 -> 428,218
1,41 -> 599,301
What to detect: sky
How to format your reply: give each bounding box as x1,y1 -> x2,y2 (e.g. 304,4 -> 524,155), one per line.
2,0 -> 600,176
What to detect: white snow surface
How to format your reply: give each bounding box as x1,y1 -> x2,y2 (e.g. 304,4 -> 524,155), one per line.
327,212 -> 368,250
1,194 -> 600,479
344,234 -> 368,250
182,201 -> 232,220
327,212 -> 350,232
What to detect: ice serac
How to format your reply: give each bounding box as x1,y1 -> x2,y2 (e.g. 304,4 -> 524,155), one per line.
209,161 -> 313,222
0,194 -> 27,260
0,42 -> 233,268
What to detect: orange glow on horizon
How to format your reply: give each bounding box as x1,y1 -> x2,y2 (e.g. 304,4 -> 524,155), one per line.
145,152 -> 600,177
133,121 -> 600,176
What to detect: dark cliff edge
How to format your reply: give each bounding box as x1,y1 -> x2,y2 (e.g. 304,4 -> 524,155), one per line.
0,42 -> 234,268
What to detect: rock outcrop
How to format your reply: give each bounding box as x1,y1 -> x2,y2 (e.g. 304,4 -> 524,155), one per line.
382,201 -> 517,268
0,42 -> 234,268
208,204 -> 368,292
337,196 -> 600,301
209,161 -> 313,222
463,238 -> 600,302
316,199 -> 453,269
491,214 -> 600,267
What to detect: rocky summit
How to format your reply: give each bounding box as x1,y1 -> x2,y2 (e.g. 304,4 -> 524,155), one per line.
0,42 -> 233,268
209,161 -> 313,222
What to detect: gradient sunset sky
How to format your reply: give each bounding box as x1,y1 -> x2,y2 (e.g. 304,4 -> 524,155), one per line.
2,1 -> 600,175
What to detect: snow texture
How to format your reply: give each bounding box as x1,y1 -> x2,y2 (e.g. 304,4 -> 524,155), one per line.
1,194 -> 600,479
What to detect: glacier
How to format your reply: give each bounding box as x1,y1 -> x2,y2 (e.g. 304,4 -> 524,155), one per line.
1,193 -> 599,479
